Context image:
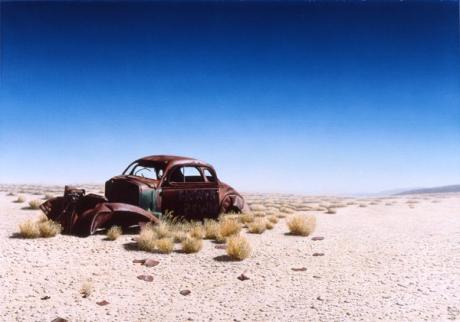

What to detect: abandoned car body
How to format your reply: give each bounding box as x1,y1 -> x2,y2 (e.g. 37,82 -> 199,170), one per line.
40,155 -> 248,236
105,155 -> 249,220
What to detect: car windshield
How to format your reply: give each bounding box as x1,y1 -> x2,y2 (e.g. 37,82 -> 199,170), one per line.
123,161 -> 165,180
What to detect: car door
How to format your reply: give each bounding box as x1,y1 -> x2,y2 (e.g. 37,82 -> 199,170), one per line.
160,165 -> 219,220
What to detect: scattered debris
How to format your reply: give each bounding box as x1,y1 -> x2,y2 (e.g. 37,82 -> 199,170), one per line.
311,236 -> 324,241
237,273 -> 250,281
180,289 -> 191,296
137,275 -> 154,282
291,267 -> 307,272
51,318 -> 67,322
313,275 -> 321,279
144,258 -> 160,267
316,296 -> 324,301
214,245 -> 226,250
96,300 -> 110,306
40,295 -> 50,300
312,253 -> 324,257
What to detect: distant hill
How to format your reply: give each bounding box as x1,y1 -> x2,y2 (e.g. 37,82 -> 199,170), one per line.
395,185 -> 460,195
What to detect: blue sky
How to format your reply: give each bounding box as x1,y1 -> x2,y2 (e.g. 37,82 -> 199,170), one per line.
1,1 -> 459,194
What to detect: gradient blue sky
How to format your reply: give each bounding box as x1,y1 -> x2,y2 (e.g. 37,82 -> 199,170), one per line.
1,1 -> 459,194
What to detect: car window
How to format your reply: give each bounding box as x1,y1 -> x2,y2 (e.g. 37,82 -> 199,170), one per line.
183,167 -> 205,182
169,166 -> 205,183
203,168 -> 216,182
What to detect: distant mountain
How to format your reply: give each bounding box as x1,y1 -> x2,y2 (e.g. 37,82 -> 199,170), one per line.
395,185 -> 460,195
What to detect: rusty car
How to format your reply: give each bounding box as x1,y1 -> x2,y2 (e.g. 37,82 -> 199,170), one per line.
40,155 -> 248,236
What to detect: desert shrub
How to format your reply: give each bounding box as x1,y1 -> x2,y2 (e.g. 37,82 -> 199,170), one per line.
249,204 -> 266,212
266,221 -> 274,230
268,215 -> 278,224
214,232 -> 226,244
137,225 -> 157,252
15,195 -> 26,203
38,219 -> 62,237
44,193 -> 54,200
153,222 -> 172,239
28,200 -> 42,209
18,219 -> 40,238
325,208 -> 336,214
219,217 -> 241,237
204,219 -> 219,239
172,230 -> 188,243
239,212 -> 255,224
226,235 -> 251,260
106,226 -> 122,240
80,281 -> 93,298
359,204 -> 367,208
155,238 -> 174,254
279,207 -> 294,214
189,223 -> 205,239
181,236 -> 202,253
247,218 -> 267,234
287,214 -> 316,236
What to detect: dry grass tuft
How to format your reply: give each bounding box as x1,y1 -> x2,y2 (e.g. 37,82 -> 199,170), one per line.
153,222 -> 172,239
38,219 -> 62,237
15,195 -> 26,203
268,215 -> 279,224
203,219 -> 219,239
189,223 -> 205,239
28,199 -> 42,209
80,281 -> 93,298
172,229 -> 188,243
18,219 -> 40,238
106,226 -> 122,240
239,212 -> 255,224
247,218 -> 267,234
226,235 -> 251,260
155,238 -> 174,254
137,225 -> 157,252
181,236 -> 203,253
219,217 -> 242,237
44,193 -> 54,200
287,214 -> 316,236
266,221 -> 274,230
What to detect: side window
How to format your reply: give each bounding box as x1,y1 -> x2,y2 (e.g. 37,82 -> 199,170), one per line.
169,166 -> 205,183
183,167 -> 205,183
203,168 -> 216,182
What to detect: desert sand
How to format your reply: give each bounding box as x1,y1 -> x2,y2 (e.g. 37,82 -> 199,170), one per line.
0,185 -> 459,321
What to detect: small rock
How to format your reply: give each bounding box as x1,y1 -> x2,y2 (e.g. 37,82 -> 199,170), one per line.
291,267 -> 307,272
96,300 -> 110,306
180,289 -> 191,296
133,259 -> 146,264
237,274 -> 250,281
313,275 -> 321,279
311,236 -> 324,241
137,275 -> 154,282
312,253 -> 324,257
51,318 -> 67,322
41,295 -> 50,300
144,259 -> 160,267
316,296 -> 323,301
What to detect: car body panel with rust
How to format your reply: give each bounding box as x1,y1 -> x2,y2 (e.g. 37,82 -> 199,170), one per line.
105,155 -> 248,220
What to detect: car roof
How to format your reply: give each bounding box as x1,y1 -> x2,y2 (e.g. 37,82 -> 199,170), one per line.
137,155 -> 195,162
135,155 -> 214,169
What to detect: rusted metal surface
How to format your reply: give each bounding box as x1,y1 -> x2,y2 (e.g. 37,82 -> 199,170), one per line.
41,155 -> 247,236
105,155 -> 249,219
40,186 -> 159,236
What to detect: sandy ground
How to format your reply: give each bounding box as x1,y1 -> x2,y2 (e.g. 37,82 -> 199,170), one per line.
0,185 -> 459,321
